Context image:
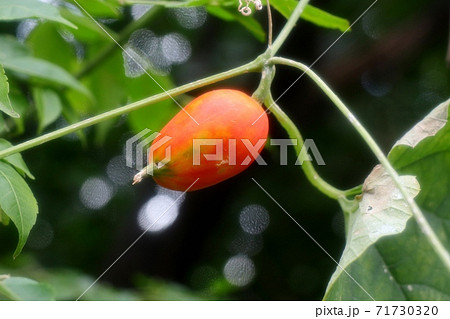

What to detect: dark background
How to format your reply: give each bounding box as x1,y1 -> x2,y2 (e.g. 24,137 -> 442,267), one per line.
0,0 -> 449,300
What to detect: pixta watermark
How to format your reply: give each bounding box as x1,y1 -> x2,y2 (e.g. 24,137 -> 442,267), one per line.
126,129 -> 326,175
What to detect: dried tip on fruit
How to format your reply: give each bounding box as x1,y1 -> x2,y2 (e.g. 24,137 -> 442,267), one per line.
132,171 -> 145,185
132,163 -> 158,185
132,167 -> 149,185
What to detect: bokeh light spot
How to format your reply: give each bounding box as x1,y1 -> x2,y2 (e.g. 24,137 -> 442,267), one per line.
173,7 -> 207,29
131,4 -> 152,20
137,192 -> 182,233
161,33 -> 191,64
223,255 -> 255,287
239,204 -> 270,235
79,177 -> 114,210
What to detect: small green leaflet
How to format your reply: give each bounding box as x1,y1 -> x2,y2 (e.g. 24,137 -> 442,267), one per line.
0,161 -> 38,258
0,138 -> 35,179
32,87 -> 63,134
1,57 -> 92,99
0,36 -> 91,99
0,0 -> 76,29
65,0 -> 121,18
270,0 -> 350,32
0,65 -> 19,118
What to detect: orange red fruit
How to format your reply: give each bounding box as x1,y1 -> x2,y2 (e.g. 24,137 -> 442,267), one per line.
146,89 -> 269,191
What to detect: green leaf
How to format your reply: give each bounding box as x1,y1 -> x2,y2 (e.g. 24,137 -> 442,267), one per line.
389,99 -> 450,226
84,49 -> 127,144
0,0 -> 76,29
0,208 -> 10,225
0,161 -> 38,258
0,139 -> 35,179
0,68 -> 15,119
0,36 -> 89,97
65,0 -> 122,18
206,6 -> 265,42
7,79 -> 30,136
0,65 -> 19,118
206,6 -> 234,21
27,22 -> 78,72
302,5 -> 350,32
325,99 -> 450,300
0,35 -> 30,60
324,165 -> 420,299
0,113 -> 6,134
270,1 -> 350,32
59,7 -> 116,42
0,275 -> 54,301
32,87 -> 63,134
1,56 -> 91,99
390,99 -> 449,158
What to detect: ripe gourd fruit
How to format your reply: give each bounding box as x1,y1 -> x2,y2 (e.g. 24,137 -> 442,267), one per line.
134,89 -> 269,191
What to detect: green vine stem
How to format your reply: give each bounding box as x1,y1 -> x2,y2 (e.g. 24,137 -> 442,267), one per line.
263,78 -> 346,200
75,6 -> 162,79
269,56 -> 450,273
270,0 -> 310,56
0,59 -> 262,160
252,63 -> 274,104
254,64 -> 345,200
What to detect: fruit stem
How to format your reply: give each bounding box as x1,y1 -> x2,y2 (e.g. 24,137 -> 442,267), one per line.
252,63 -> 275,104
132,156 -> 171,185
270,56 -> 450,273
132,163 -> 156,185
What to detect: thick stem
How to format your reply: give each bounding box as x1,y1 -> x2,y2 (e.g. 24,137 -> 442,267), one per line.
270,56 -> 450,273
252,64 -> 275,104
0,60 -> 262,160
